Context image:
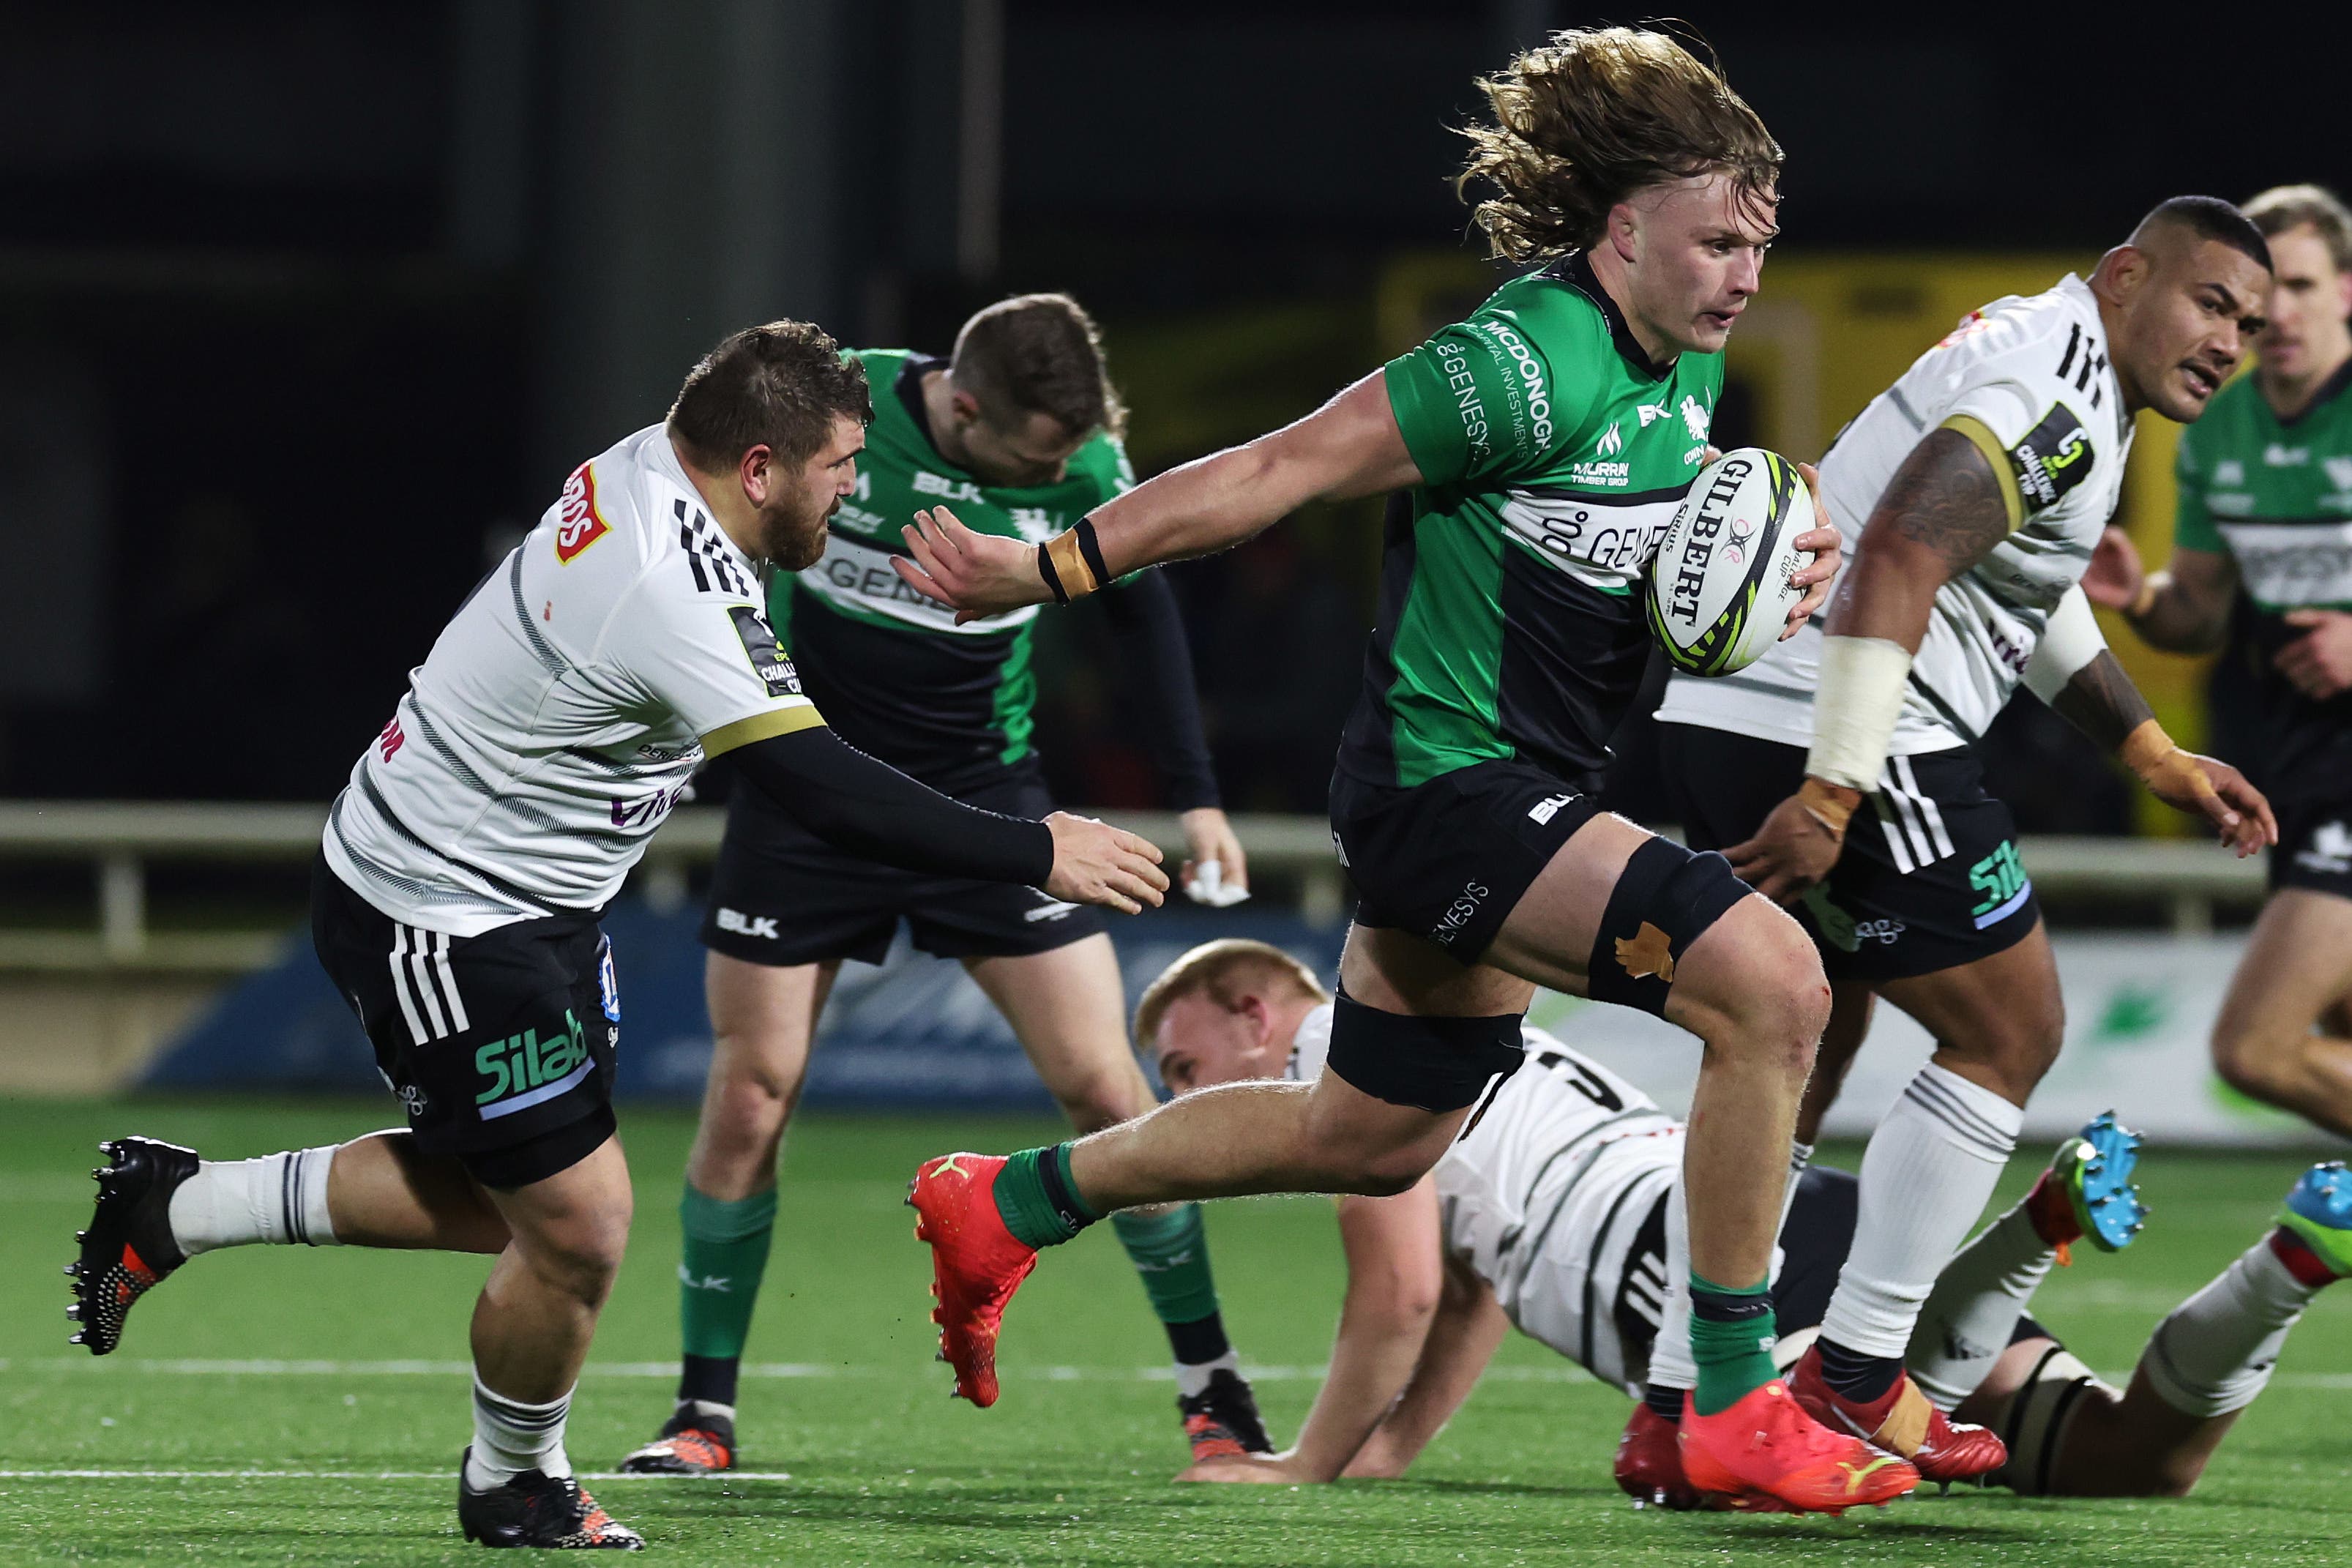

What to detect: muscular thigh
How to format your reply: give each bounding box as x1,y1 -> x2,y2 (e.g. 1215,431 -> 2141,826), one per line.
703,951 -> 836,1097
1875,916 -> 2064,1082
2219,889 -> 2352,1042
965,935 -> 1153,1127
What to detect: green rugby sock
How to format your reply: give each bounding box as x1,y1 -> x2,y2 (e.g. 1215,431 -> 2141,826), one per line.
1687,1272 -> 1778,1416
993,1144 -> 1100,1250
1110,1205 -> 1229,1362
676,1183 -> 777,1405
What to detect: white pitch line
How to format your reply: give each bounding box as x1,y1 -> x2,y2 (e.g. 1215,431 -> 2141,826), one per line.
0,1470 -> 798,1482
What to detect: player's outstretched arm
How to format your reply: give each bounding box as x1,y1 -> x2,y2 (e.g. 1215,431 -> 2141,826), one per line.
2083,529 -> 2239,654
1176,1176 -> 1442,1485
2021,601 -> 2273,856
892,374 -> 1422,622
1340,1252 -> 1511,1481
728,727 -> 1168,912
1731,428 -> 2017,901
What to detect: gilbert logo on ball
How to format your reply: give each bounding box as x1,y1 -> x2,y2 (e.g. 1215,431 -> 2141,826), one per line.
1646,447 -> 1815,678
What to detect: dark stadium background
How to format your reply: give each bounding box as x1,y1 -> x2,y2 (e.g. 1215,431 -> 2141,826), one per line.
4,0 -> 2347,830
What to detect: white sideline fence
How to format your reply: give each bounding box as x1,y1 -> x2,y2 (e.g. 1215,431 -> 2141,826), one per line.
0,798 -> 2267,972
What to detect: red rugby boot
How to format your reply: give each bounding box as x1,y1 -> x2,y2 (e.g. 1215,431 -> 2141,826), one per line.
908,1152 -> 1038,1408
1790,1345 -> 2006,1484
1614,1403 -> 1703,1509
1679,1382 -> 1919,1514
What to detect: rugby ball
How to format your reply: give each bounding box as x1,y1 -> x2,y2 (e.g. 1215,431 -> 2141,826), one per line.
1646,447 -> 1816,677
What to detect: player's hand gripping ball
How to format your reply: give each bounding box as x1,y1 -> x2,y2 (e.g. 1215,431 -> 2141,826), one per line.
1647,447 -> 1818,676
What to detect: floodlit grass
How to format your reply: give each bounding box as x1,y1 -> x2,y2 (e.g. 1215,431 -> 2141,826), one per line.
4,1098 -> 2349,1564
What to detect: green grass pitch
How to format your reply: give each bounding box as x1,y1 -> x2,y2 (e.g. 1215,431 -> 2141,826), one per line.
5,1097 -> 2351,1565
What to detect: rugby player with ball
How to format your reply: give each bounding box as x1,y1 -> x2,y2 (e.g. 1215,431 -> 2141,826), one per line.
1648,198 -> 2280,1489
888,28 -> 1913,1513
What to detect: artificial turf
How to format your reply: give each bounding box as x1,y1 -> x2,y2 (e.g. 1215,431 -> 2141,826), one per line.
4,1097 -> 2348,1564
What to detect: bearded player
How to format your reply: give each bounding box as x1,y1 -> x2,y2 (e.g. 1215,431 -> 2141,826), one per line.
1140,938 -> 2352,1507
65,322 -> 1165,1550
2088,184 -> 2352,1142
1649,199 -> 2277,1484
622,296 -> 1265,1479
888,30 -> 1915,1514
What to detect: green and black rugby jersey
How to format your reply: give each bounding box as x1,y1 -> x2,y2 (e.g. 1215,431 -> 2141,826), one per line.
2175,359 -> 2352,795
777,350 -> 1184,797
1337,252 -> 1721,791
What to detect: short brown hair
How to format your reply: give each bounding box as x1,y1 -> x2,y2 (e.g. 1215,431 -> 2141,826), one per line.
950,293 -> 1128,441
1132,939 -> 1329,1050
667,319 -> 873,474
2244,184 -> 2352,275
1458,27 -> 1781,263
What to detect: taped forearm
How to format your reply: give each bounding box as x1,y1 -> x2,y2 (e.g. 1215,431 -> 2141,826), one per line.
731,726 -> 1053,886
2024,586 -> 2109,704
1805,635 -> 1913,794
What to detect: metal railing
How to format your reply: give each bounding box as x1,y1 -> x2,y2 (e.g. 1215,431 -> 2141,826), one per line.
0,799 -> 2268,972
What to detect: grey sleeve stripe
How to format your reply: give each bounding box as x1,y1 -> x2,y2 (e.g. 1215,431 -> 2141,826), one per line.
1886,386 -> 1927,431
507,549 -> 569,676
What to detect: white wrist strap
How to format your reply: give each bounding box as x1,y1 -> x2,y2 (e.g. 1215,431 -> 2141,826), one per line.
2023,586 -> 2108,704
1806,635 -> 1913,792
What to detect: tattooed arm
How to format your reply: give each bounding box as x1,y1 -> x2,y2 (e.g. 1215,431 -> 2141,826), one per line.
2038,645 -> 2274,855
2044,647 -> 2155,751
1731,428 -> 2021,902
1823,426 -> 2017,650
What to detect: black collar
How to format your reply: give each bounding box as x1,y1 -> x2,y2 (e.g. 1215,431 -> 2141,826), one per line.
2267,354 -> 2352,430
1542,251 -> 1673,380
894,353 -> 955,463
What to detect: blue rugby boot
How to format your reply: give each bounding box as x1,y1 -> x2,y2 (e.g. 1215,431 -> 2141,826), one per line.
2027,1111 -> 2147,1265
2276,1162 -> 2352,1280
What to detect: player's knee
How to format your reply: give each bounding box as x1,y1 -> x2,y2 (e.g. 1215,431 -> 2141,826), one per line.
713,1028 -> 808,1113
529,1204 -> 631,1306
1314,993 -> 1516,1194
1048,1067 -> 1151,1136
2211,1023 -> 2289,1103
1681,899 -> 1829,1079
1592,841 -> 1818,1067
1349,1143 -> 1441,1197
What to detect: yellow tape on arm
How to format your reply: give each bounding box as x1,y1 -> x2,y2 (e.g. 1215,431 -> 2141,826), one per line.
1940,414 -> 2026,532
701,704 -> 826,758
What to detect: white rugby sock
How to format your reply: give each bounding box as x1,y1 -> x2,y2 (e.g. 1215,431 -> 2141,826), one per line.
1647,1174 -> 1696,1397
2140,1236 -> 2318,1419
1907,1200 -> 2055,1410
166,1146 -> 340,1255
1820,1062 -> 2020,1361
467,1378 -> 574,1487
1647,1141 -> 1811,1400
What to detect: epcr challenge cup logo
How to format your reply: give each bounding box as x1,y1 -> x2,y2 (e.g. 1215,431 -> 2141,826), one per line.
1720,513 -> 1756,568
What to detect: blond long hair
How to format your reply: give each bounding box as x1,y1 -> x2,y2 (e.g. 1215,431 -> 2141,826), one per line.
1458,27 -> 1781,263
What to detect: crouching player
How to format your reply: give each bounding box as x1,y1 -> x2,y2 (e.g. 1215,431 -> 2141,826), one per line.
1139,939 -> 2352,1504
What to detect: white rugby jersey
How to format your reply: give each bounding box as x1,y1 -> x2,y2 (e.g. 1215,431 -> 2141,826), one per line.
1657,275 -> 2132,753
1288,1007 -> 1681,1395
324,425 -> 824,935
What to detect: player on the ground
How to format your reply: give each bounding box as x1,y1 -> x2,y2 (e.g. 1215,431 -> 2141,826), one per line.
64,321 -> 1165,1550
2086,184 -> 2352,1140
887,29 -> 1914,1515
1138,939 -> 2345,1505
621,295 -> 1263,1478
1646,198 -> 2278,1482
